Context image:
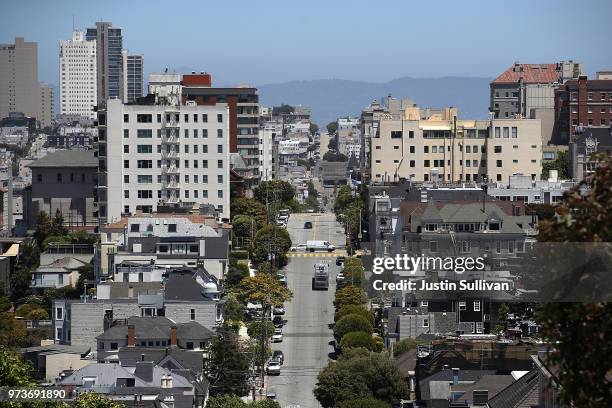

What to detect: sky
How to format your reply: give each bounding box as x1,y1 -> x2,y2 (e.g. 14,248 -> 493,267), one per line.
1,0 -> 612,87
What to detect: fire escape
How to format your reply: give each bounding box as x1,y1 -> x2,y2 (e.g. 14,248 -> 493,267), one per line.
161,95 -> 181,204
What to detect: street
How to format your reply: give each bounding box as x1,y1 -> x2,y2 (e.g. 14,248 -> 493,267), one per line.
267,212 -> 345,408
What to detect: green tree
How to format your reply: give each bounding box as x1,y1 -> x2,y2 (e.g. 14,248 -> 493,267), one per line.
541,150 -> 569,180
233,215 -> 257,247
392,338 -> 420,357
0,312 -> 27,347
310,123 -> 319,135
207,394 -> 247,408
493,303 -> 510,334
250,225 -> 292,268
231,198 -> 267,227
51,209 -> 68,236
314,348 -> 408,407
328,138 -> 338,151
72,392 -> 125,408
34,211 -> 52,245
222,293 -> 245,322
326,121 -> 338,135
334,286 -> 367,310
0,347 -> 34,386
253,180 -> 296,205
11,241 -> 40,302
273,104 -> 294,116
336,397 -> 391,408
25,308 -> 49,321
323,151 -> 348,162
247,320 -> 275,340
208,325 -> 251,397
340,332 -> 380,352
336,305 -> 374,325
334,186 -> 354,215
525,203 -> 557,221
534,153 -> 612,407
238,273 -> 293,312
252,400 -> 281,408
0,296 -> 11,312
342,261 -> 364,288
334,314 -> 373,342
226,261 -> 250,289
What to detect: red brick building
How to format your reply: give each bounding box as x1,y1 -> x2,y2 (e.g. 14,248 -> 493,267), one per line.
554,76 -> 612,141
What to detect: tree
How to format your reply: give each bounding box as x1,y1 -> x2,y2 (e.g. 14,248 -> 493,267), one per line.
238,273 -> 293,311
0,347 -> 34,386
323,151 -> 348,162
231,198 -> 267,227
541,150 -> 569,180
226,261 -> 250,289
34,211 -> 52,245
328,138 -> 338,151
334,286 -> 367,310
73,392 -> 125,408
334,186 -> 354,215
208,325 -> 251,397
247,320 -> 275,340
314,348 -> 409,407
273,104 -> 294,116
326,121 -> 338,135
533,153 -> 612,407
342,261 -> 365,288
336,305 -> 374,325
340,332 -> 380,352
392,338 -> 420,357
252,400 -> 281,408
525,203 -> 557,221
493,303 -> 510,334
222,293 -> 245,322
25,308 -> 49,321
0,312 -> 27,347
336,397 -> 391,408
0,296 -> 11,312
11,241 -> 40,302
253,180 -> 296,205
233,215 -> 258,248
250,225 -> 292,268
51,209 -> 68,236
207,394 -> 246,408
310,123 -> 319,135
334,314 -> 373,342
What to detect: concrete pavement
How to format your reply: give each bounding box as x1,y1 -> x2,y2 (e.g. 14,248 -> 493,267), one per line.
266,212 -> 345,408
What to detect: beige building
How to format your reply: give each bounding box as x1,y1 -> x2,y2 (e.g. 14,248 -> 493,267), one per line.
0,37 -> 40,121
38,83 -> 54,128
371,117 -> 541,184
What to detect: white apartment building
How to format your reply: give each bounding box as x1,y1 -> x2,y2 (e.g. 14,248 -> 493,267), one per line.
59,30 -> 97,119
99,98 -> 230,224
259,123 -> 278,180
371,118 -> 542,184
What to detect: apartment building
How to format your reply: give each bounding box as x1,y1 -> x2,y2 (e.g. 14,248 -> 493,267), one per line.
86,22 -> 123,104
97,96 -> 230,224
259,122 -> 278,180
554,75 -> 612,141
371,118 -> 542,184
122,51 -> 144,103
59,30 -> 97,119
180,74 -> 260,188
39,84 -> 54,128
0,37 -> 39,121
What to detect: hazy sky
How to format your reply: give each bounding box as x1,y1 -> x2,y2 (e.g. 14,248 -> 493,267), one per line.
2,0 -> 611,86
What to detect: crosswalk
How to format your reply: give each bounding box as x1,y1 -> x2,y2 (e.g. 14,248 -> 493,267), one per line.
288,250 -> 346,258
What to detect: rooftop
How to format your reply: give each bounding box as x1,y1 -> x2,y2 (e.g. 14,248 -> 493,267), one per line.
492,63 -> 561,84
27,150 -> 97,168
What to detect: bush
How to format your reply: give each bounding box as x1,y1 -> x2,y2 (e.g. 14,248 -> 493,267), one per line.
25,308 -> 49,321
334,286 -> 367,310
231,250 -> 250,260
334,313 -> 373,342
392,338 -> 421,357
336,398 -> 391,408
336,305 -> 374,325
340,331 -> 380,352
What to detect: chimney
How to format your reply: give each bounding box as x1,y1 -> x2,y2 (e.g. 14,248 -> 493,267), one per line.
127,324 -> 135,347
452,368 -> 460,385
170,326 -> 177,347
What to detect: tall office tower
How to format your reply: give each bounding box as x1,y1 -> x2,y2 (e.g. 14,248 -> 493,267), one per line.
122,51 -> 144,103
59,30 -> 97,119
39,83 -> 54,128
96,78 -> 231,224
0,37 -> 40,120
86,22 -> 123,104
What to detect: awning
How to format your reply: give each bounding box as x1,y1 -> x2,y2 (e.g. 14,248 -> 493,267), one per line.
3,243 -> 20,257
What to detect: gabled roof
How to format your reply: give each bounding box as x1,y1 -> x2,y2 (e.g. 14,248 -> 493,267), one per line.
455,374 -> 514,402
492,63 -> 561,84
487,369 -> 541,408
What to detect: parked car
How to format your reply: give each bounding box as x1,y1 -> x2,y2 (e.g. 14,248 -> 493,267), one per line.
277,273 -> 287,286
266,390 -> 277,400
290,244 -> 307,252
273,316 -> 284,328
266,360 -> 281,375
335,256 -> 345,266
306,208 -> 314,213
273,306 -> 285,315
272,350 -> 284,365
304,221 -> 313,229
271,332 -> 283,343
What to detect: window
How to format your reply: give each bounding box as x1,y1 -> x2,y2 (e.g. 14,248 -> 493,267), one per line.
410,146 -> 415,153
57,173 -> 63,182
184,129 -> 189,138
137,129 -> 153,138
420,301 -> 428,307
218,175 -> 223,183
56,307 -> 63,320
184,114 -> 189,123
190,309 -> 196,321
465,146 -> 470,153
422,318 -> 429,328
476,322 -> 483,334
391,131 -> 402,139
424,146 -> 429,153
410,160 -> 415,167
217,114 -> 223,122
136,114 -> 152,123
458,301 -> 466,311
124,145 -> 129,153
218,190 -> 223,198
137,190 -> 153,199
203,160 -> 208,168
168,223 -> 177,232
429,241 -> 438,252
203,129 -> 208,138
503,127 -> 509,138
218,159 -> 223,168
124,114 -> 129,123
494,127 -> 500,138
408,131 -> 414,138
512,127 -> 517,138
184,160 -> 189,168
137,160 -> 153,168
202,114 -> 208,122
202,190 -> 208,198
124,190 -> 129,199
184,145 -> 189,153
137,175 -> 152,184
218,144 -> 223,153
193,129 -> 198,138
217,129 -> 223,138
110,342 -> 118,350
37,174 -> 42,183
202,145 -> 208,153
496,160 -> 502,167
424,160 -> 430,167
124,160 -> 129,169
130,224 -> 140,232
186,342 -> 194,350
137,145 -> 152,153
474,301 -> 481,312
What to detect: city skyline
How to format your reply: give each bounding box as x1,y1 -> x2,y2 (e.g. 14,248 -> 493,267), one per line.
1,0 -> 612,87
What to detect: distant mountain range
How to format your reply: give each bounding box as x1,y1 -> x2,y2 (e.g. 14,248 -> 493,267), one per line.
258,76 -> 494,126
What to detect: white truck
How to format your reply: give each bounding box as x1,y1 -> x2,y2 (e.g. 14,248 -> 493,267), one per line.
306,240 -> 335,252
